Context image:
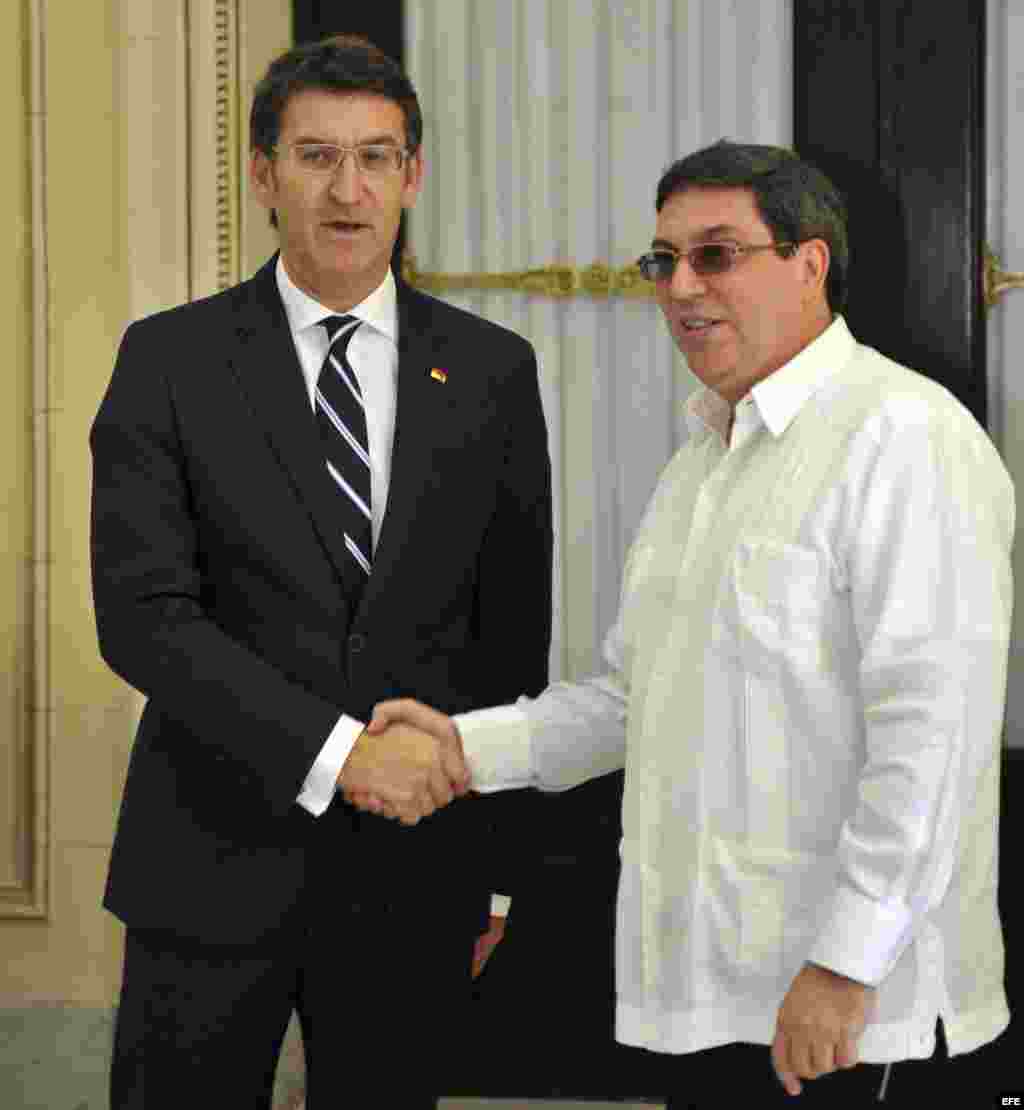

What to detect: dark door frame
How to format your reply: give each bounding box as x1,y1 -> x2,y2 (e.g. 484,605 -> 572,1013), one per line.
292,2 -> 404,62
794,0 -> 986,426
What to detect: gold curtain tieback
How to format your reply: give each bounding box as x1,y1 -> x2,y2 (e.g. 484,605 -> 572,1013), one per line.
984,244 -> 1024,312
401,252 -> 655,299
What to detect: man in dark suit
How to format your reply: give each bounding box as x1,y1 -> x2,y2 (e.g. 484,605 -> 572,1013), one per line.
90,33 -> 552,1108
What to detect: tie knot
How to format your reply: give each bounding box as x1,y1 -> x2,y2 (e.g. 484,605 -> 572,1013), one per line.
321,314 -> 360,352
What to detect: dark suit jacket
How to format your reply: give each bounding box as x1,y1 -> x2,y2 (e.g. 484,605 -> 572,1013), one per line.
90,256 -> 553,947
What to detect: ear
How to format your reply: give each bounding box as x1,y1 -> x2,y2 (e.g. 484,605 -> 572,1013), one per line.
249,149 -> 277,212
799,238 -> 831,300
400,147 -> 425,211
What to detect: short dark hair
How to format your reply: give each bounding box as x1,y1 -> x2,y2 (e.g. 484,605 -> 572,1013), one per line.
250,33 -> 422,158
656,140 -> 849,313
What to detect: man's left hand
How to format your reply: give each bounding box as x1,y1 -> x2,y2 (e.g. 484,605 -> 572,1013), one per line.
771,962 -> 876,1096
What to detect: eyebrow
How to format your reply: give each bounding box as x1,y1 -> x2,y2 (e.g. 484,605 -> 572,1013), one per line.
650,226 -> 741,250
291,133 -> 403,147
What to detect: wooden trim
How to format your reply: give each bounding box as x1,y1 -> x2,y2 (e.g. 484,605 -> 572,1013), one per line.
1,0 -> 51,920
188,0 -> 243,299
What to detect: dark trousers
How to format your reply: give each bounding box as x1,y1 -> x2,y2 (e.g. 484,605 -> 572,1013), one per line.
662,1020 -> 1007,1107
110,896 -> 477,1109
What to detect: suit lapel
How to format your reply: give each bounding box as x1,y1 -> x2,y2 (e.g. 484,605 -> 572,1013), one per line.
360,281 -> 456,612
226,257 -> 365,601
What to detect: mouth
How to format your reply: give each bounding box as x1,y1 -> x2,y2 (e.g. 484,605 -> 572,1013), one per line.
677,317 -> 723,338
322,220 -> 370,237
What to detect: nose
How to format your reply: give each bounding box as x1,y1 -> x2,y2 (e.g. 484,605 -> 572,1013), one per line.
329,152 -> 362,204
666,253 -> 708,300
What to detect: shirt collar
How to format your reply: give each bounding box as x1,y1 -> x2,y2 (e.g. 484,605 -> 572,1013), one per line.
684,315 -> 855,441
275,254 -> 398,343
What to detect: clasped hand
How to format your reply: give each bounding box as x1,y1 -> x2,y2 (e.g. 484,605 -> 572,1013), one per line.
337,699 -> 470,825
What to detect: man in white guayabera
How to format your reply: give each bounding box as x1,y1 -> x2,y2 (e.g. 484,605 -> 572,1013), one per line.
348,141 -> 1014,1107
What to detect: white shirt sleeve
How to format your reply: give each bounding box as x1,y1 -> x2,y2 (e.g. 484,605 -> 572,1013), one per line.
808,413 -> 1014,985
296,714 -> 365,816
456,614 -> 630,794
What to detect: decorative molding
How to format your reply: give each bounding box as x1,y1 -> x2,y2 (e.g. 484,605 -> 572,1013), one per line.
236,0 -> 290,276
188,0 -> 241,299
213,0 -> 237,289
1,0 -> 51,919
400,252 -> 656,300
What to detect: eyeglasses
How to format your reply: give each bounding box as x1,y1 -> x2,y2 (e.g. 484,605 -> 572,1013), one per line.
636,240 -> 801,282
275,142 -> 409,176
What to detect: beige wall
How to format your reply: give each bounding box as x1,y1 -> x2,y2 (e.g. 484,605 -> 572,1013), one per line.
0,0 -> 131,1007
0,0 -> 289,1010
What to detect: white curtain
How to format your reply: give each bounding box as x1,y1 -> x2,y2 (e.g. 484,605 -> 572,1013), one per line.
405,0 -> 792,680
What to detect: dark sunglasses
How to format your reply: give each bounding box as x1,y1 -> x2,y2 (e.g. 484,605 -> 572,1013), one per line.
636,240 -> 801,281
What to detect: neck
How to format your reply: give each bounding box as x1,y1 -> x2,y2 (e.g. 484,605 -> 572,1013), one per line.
281,255 -> 388,314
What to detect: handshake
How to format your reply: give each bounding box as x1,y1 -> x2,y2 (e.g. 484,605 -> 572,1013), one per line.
335,699 -> 472,826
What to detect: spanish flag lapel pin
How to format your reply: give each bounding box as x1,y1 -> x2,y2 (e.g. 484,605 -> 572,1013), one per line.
429,367 -> 448,384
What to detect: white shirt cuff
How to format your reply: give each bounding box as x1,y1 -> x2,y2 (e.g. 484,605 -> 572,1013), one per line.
296,714 -> 365,816
490,893 -> 512,917
807,884 -> 916,986
453,704 -> 534,793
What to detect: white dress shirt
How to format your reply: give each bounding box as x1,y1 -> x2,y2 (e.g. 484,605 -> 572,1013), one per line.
457,316 -> 1014,1060
274,257 -> 398,817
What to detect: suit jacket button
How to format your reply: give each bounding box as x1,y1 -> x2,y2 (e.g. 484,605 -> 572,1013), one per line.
348,633 -> 366,654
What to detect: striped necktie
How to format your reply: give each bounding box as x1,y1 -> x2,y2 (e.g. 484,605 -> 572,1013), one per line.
315,315 -> 372,578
